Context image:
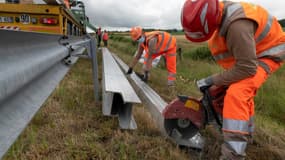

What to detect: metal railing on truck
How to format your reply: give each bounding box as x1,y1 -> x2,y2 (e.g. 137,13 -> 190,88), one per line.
0,30 -> 99,159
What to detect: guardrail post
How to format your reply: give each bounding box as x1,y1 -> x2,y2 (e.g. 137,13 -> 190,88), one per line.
87,34 -> 99,101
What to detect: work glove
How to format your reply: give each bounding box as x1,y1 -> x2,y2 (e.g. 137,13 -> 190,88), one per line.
136,71 -> 149,82
142,71 -> 149,82
126,67 -> 133,75
196,76 -> 213,92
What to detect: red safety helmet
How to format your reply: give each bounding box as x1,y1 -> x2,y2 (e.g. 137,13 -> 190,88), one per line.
181,0 -> 219,42
130,26 -> 143,41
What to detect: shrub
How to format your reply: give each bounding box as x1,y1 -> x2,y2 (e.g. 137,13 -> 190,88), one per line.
110,35 -> 133,43
184,46 -> 213,61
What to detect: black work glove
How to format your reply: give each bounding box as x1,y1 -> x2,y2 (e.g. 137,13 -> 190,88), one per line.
142,71 -> 149,82
196,76 -> 213,92
136,71 -> 149,82
126,67 -> 133,74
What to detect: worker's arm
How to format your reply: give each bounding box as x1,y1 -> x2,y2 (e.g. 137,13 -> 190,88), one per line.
129,44 -> 144,68
211,19 -> 258,86
143,37 -> 157,72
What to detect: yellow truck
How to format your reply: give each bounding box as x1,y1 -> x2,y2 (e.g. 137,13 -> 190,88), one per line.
0,0 -> 86,35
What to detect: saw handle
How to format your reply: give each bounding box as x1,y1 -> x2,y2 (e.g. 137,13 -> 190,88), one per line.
202,86 -> 227,126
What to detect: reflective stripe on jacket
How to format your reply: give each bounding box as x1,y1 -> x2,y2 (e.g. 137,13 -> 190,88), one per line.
141,31 -> 177,83
142,31 -> 176,56
208,1 -> 285,70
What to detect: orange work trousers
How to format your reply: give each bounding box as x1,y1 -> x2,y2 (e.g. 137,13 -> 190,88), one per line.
143,47 -> 177,83
223,58 -> 282,134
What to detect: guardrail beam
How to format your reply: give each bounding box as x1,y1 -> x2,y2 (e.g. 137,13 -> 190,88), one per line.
101,47 -> 141,129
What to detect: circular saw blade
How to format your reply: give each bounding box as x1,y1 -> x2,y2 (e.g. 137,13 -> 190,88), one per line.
164,118 -> 199,139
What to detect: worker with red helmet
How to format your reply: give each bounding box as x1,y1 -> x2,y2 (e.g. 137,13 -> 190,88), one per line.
126,26 -> 177,86
181,0 -> 285,159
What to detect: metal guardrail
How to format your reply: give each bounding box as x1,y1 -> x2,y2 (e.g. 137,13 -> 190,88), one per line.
69,34 -> 99,100
0,30 -> 99,159
101,48 -> 141,129
113,53 -> 204,148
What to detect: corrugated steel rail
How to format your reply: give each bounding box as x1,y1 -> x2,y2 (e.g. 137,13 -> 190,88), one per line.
0,30 -> 99,158
101,47 -> 141,129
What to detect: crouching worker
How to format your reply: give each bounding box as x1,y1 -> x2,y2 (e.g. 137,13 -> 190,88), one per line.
181,0 -> 285,159
126,26 -> 177,86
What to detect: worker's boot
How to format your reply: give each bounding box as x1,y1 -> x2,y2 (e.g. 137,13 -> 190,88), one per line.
219,144 -> 245,160
219,132 -> 248,160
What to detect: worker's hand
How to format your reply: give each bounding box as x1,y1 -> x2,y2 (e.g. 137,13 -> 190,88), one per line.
136,71 -> 149,82
126,67 -> 133,75
208,85 -> 227,97
142,71 -> 149,82
196,77 -> 213,92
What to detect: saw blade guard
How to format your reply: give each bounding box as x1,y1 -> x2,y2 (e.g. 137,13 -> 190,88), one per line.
162,95 -> 206,149
163,95 -> 205,129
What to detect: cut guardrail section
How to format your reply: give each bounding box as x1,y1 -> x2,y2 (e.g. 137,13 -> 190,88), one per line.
112,53 -> 204,149
0,30 -> 99,159
101,47 -> 141,129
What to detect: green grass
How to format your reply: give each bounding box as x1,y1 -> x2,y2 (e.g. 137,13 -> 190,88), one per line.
3,33 -> 285,160
3,58 -> 191,160
255,65 -> 285,122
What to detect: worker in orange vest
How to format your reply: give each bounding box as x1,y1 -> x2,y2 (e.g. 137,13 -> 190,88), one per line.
126,26 -> 177,86
96,27 -> 102,47
102,30 -> 109,47
181,0 -> 285,159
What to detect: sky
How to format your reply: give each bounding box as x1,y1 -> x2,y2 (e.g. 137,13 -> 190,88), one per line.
1,0 -> 284,31
82,0 -> 285,31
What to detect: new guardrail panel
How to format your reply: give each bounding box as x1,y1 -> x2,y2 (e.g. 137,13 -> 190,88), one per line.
112,54 -> 167,134
113,53 -> 205,149
101,47 -> 141,129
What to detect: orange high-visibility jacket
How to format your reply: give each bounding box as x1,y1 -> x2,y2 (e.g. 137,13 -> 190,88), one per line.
141,31 -> 176,56
209,1 -> 285,70
140,31 -> 177,83
103,32 -> 108,41
97,29 -> 101,36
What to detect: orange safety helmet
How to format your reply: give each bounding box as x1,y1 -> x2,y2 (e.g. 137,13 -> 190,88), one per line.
181,0 -> 219,42
130,26 -> 143,41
